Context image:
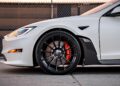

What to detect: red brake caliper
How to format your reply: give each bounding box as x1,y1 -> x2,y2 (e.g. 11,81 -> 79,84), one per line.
64,42 -> 71,62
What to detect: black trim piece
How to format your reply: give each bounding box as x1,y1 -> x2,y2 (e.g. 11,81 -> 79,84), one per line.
0,36 -> 3,53
79,37 -> 101,65
0,54 -> 7,61
0,37 -> 6,61
78,26 -> 89,30
100,60 -> 120,65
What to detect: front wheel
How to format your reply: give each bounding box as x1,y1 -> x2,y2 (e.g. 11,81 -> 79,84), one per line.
35,30 -> 81,74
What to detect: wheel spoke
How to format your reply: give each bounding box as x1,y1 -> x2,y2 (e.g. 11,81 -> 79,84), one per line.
52,37 -> 57,48
58,33 -> 61,48
47,55 -> 55,67
62,42 -> 64,49
59,57 -> 63,65
42,51 -> 52,53
59,57 -> 65,70
58,40 -> 61,48
44,42 -> 54,50
55,58 -> 58,71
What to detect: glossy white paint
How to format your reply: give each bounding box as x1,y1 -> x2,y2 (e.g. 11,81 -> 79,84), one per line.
1,0 -> 120,66
100,16 -> 120,60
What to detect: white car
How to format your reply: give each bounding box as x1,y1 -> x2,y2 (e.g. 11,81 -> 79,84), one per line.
0,0 -> 120,74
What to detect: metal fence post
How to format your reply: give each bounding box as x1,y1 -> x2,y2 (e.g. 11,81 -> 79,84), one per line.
51,0 -> 54,18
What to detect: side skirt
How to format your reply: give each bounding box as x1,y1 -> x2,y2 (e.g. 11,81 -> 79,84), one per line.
100,60 -> 120,65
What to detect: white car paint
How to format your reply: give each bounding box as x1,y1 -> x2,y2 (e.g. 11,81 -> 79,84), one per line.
100,16 -> 120,60
1,0 -> 120,66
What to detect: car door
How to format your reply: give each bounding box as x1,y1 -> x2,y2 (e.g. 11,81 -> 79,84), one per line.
100,6 -> 120,60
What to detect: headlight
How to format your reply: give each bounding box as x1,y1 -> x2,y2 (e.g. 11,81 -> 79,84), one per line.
7,26 -> 37,37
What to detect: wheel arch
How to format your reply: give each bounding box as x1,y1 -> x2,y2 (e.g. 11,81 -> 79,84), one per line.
32,28 -> 100,66
32,28 -> 84,66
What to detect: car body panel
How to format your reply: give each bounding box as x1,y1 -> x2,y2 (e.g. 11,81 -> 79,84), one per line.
100,16 -> 120,60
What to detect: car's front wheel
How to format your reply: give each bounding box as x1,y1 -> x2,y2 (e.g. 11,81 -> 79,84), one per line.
35,30 -> 81,74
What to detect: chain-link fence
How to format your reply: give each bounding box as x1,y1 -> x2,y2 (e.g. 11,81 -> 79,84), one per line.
0,3 -> 101,36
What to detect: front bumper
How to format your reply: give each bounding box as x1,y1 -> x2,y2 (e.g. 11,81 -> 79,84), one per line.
0,36 -> 34,67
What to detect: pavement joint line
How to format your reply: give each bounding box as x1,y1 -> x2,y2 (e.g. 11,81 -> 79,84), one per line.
71,74 -> 82,86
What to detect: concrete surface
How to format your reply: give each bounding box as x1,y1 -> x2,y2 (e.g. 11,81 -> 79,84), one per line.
0,59 -> 120,86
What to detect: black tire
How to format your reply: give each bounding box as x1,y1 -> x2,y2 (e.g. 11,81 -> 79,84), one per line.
35,30 -> 81,74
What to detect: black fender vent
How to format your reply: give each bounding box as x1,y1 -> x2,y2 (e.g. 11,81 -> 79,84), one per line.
78,26 -> 89,30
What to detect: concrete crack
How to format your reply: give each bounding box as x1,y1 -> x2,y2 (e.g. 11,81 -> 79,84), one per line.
71,74 -> 82,86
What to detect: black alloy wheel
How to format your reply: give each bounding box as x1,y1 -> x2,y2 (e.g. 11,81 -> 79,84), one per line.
35,30 -> 81,74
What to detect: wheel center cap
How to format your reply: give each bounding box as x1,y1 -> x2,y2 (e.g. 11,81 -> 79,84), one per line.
54,49 -> 63,57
